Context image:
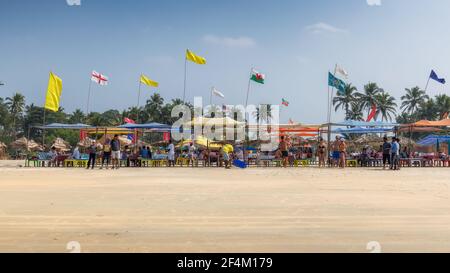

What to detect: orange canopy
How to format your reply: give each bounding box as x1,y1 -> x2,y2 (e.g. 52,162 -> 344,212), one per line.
405,119 -> 450,127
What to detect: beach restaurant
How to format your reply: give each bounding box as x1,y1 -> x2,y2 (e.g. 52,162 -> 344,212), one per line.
20,118 -> 450,168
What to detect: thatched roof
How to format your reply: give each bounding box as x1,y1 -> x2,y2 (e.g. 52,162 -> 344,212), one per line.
10,137 -> 44,151
354,135 -> 384,144
51,138 -> 71,151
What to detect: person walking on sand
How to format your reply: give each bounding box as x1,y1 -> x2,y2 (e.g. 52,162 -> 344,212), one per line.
110,135 -> 121,170
332,136 -> 340,168
279,136 -> 290,168
317,137 -> 327,168
382,136 -> 392,170
168,140 -> 175,167
338,138 -> 347,169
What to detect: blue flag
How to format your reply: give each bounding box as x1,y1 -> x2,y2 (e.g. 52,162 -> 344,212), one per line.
430,70 -> 446,84
328,72 -> 346,95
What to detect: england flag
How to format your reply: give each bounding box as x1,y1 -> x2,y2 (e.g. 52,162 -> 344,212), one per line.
91,71 -> 109,86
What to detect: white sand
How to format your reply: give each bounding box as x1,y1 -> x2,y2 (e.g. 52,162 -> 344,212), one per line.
0,160 -> 449,253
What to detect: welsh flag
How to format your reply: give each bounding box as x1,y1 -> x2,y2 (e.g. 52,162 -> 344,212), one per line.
251,70 -> 265,84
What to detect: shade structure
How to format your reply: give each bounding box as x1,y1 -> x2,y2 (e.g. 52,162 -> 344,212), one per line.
187,117 -> 245,127
10,137 -> 43,151
397,127 -> 444,133
96,135 -> 133,146
332,127 -> 395,134
328,120 -> 399,127
34,123 -> 93,130
51,137 -> 71,151
406,119 -> 450,127
118,122 -> 172,131
177,135 -> 225,151
84,127 -> 132,135
417,135 -> 450,146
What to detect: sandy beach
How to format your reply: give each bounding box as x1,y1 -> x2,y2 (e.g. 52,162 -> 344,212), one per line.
0,160 -> 449,253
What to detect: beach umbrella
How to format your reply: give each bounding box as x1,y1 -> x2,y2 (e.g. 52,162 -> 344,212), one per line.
77,137 -> 95,148
223,144 -> 234,153
51,138 -> 71,152
10,137 -> 43,151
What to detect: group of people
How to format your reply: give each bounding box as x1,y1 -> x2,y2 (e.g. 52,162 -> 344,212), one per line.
277,135 -> 348,169
381,137 -> 402,170
275,135 -> 408,170
84,134 -> 122,170
46,133 -> 440,170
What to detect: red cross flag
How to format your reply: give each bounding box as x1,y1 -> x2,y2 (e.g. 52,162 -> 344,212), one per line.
91,71 -> 109,86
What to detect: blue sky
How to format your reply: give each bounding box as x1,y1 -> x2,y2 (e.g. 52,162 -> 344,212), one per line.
1,0 -> 450,123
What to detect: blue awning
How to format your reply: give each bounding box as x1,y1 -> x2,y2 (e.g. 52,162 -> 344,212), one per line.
118,123 -> 172,130
35,123 -> 93,130
417,135 -> 450,146
332,127 -> 395,134
329,120 -> 399,127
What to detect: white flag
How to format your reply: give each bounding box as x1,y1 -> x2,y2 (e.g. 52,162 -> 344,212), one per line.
336,65 -> 348,79
91,71 -> 109,86
212,87 -> 225,98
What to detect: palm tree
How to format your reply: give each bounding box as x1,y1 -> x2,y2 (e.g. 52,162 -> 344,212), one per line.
401,87 -> 429,114
204,105 -> 222,118
102,110 -> 122,126
333,83 -> 358,119
228,106 -> 245,121
253,104 -> 273,125
0,98 -> 10,129
357,82 -> 382,115
347,102 -> 364,121
69,109 -> 86,124
5,92 -> 26,139
86,112 -> 107,127
122,107 -> 143,123
375,92 -> 397,121
417,98 -> 438,121
251,104 -> 273,141
144,93 -> 164,122
434,94 -> 450,119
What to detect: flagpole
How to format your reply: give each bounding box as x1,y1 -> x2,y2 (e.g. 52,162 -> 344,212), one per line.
42,108 -> 47,148
183,56 -> 188,103
327,64 -> 338,166
425,77 -> 430,94
137,77 -> 142,108
244,68 -> 253,165
210,87 -> 213,106
329,64 -> 338,123
86,79 -> 93,116
245,68 -> 253,108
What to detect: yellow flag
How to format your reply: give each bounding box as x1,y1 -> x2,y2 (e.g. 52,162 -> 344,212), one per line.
140,74 -> 159,87
44,72 -> 63,112
186,49 -> 207,65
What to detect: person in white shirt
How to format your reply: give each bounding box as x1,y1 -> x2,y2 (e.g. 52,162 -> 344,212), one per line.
188,143 -> 196,167
72,147 -> 80,160
168,140 -> 175,167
